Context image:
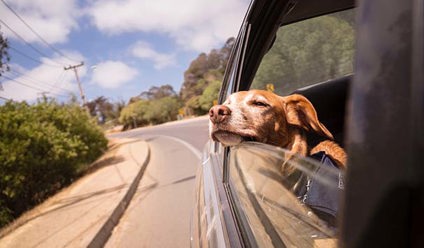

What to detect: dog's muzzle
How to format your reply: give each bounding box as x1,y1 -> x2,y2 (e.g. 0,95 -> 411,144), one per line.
209,105 -> 231,124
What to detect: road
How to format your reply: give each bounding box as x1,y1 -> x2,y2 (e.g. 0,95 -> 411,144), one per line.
105,116 -> 209,247
109,116 -> 209,152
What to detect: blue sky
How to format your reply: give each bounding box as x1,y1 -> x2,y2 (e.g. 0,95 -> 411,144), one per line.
0,0 -> 250,103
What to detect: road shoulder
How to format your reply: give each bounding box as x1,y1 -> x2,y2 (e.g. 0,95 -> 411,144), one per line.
0,138 -> 150,248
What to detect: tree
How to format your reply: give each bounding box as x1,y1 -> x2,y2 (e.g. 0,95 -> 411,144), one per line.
179,38 -> 235,103
139,84 -> 177,100
119,84 -> 182,129
180,53 -> 209,102
0,26 -> 10,77
85,96 -> 125,125
143,97 -> 181,124
122,38 -> 235,121
119,100 -> 150,129
251,14 -> 354,95
198,80 -> 221,112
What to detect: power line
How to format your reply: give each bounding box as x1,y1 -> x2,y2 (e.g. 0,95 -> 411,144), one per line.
2,74 -> 69,97
1,0 -> 80,64
50,70 -> 69,92
7,69 -> 73,93
9,45 -> 62,68
0,19 -> 65,67
3,73 -> 66,96
0,95 -> 12,101
55,70 -> 67,87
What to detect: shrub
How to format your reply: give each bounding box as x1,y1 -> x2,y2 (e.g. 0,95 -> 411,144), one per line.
143,97 -> 181,124
119,97 -> 182,128
0,100 -> 107,227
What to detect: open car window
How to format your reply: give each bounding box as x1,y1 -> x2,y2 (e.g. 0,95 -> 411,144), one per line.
225,8 -> 355,247
250,9 -> 355,95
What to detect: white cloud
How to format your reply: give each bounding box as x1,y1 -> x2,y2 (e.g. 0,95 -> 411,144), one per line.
1,64 -> 79,102
0,0 -> 79,44
90,61 -> 138,89
87,0 -> 249,52
130,41 -> 176,69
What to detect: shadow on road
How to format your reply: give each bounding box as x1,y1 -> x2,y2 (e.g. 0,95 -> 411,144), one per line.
26,184 -> 128,247
171,175 -> 196,185
85,155 -> 126,175
0,183 -> 127,239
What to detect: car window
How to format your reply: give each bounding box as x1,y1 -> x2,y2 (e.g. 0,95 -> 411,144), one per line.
250,9 -> 355,95
226,9 -> 355,247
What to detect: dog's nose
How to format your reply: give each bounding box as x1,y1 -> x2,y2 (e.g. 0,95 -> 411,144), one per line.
209,105 -> 231,124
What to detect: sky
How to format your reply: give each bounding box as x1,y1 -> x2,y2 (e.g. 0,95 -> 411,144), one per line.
0,0 -> 250,103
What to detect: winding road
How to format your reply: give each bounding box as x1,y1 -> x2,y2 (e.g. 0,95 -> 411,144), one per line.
106,116 -> 209,247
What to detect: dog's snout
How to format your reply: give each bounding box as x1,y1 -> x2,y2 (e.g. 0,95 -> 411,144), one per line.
209,105 -> 231,124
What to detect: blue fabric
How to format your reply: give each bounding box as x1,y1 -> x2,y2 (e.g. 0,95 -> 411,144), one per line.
297,152 -> 344,226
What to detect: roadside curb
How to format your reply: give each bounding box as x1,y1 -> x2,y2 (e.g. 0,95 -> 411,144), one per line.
88,140 -> 151,248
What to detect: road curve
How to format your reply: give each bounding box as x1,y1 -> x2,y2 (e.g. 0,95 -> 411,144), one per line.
105,135 -> 201,247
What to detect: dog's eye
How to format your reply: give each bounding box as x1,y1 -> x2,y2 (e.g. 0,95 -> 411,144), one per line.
252,101 -> 268,107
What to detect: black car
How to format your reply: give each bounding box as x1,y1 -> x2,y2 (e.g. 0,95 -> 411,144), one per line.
192,0 -> 424,247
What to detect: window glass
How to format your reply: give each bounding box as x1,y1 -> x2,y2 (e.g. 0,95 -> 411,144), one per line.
251,10 -> 355,95
229,142 -> 343,247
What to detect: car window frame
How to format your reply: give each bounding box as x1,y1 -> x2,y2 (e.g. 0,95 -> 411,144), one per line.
216,1 -> 291,245
217,2 -> 297,246
208,16 -> 252,248
217,3 -> 357,247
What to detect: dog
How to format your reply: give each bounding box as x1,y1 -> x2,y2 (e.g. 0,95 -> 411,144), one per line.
209,90 -> 346,170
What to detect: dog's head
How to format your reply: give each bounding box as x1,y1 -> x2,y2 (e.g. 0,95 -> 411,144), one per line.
209,90 -> 333,149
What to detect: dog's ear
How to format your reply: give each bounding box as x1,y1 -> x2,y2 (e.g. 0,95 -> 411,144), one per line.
282,94 -> 333,139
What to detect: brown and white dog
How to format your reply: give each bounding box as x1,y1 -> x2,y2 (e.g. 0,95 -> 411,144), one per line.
209,90 -> 346,170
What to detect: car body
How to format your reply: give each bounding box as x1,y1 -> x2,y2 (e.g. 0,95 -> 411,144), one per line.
191,0 -> 424,247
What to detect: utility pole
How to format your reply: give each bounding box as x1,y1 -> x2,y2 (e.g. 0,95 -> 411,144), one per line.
64,62 -> 86,105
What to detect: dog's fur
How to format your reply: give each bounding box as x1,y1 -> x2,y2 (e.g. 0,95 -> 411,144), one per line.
209,90 -> 346,170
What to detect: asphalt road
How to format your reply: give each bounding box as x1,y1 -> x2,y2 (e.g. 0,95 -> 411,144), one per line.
108,116 -> 210,151
105,116 -> 209,247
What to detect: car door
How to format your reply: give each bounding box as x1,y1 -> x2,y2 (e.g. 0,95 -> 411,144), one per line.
192,0 -> 356,247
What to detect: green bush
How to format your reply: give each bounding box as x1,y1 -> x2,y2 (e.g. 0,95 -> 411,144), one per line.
143,97 -> 181,124
119,100 -> 150,129
0,100 -> 107,227
119,97 -> 182,129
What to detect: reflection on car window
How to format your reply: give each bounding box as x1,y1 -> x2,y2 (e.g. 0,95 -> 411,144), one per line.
251,9 -> 355,96
229,142 -> 344,247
